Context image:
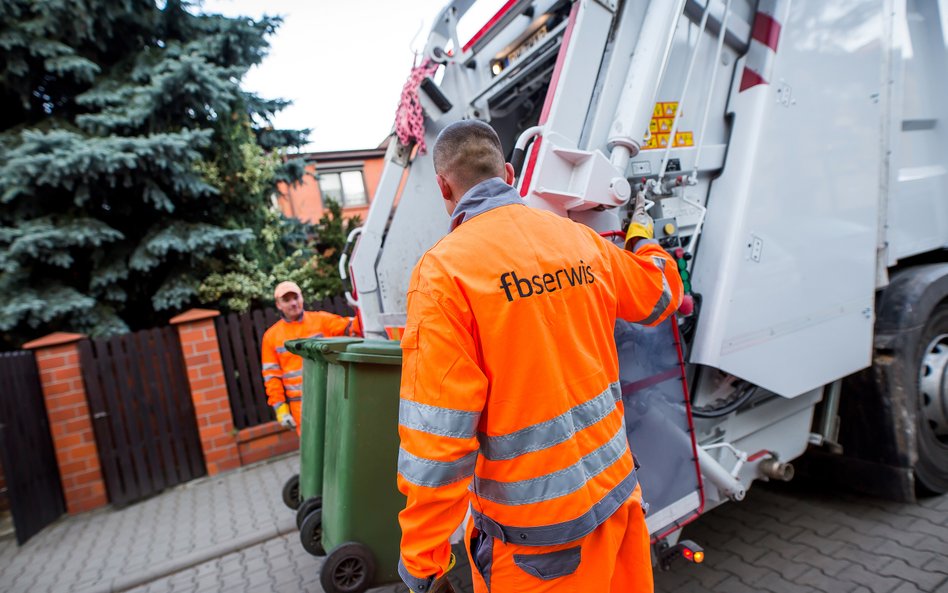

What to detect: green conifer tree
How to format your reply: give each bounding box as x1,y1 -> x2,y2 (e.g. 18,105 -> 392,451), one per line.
0,0 -> 309,346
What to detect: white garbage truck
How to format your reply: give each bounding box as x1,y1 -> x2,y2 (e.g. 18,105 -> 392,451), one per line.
342,0 -> 948,557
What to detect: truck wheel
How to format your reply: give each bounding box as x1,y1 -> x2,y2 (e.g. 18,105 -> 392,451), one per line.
299,507 -> 325,556
916,302 -> 948,494
871,263 -> 948,498
320,542 -> 376,593
282,474 -> 300,510
296,496 -> 322,529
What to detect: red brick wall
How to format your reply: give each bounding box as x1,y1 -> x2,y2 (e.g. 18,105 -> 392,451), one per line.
23,333 -> 107,514
236,422 -> 299,466
170,309 -> 241,476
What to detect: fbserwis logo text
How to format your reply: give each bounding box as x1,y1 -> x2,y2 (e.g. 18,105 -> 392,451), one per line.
499,261 -> 595,302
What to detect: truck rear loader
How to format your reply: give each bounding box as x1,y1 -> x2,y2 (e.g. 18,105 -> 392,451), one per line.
342,0 -> 948,557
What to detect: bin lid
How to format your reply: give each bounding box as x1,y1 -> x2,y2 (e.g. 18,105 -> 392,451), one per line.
285,336 -> 361,359
346,340 -> 402,356
335,339 -> 402,364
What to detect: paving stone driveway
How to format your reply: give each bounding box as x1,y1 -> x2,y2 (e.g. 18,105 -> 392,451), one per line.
0,456 -> 298,593
1,451 -> 944,593
127,479 -> 948,593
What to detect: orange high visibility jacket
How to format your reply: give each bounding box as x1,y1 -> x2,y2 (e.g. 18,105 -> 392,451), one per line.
396,178 -> 683,591
261,311 -> 360,411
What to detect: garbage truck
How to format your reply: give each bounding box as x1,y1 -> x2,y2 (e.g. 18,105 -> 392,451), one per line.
340,0 -> 948,556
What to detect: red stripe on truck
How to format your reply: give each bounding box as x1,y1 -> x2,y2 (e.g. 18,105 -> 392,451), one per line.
538,1 -> 580,124
463,0 -> 521,52
739,67 -> 767,92
521,2 -> 579,197
751,11 -> 782,51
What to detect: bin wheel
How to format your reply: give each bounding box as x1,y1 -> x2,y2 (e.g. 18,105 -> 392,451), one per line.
299,507 -> 325,556
296,496 -> 322,529
320,542 -> 376,593
282,474 -> 300,510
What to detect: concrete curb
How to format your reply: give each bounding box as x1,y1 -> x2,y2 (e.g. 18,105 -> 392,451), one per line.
76,516 -> 297,593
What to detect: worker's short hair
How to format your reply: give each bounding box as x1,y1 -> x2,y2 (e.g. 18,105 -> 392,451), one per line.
432,120 -> 505,189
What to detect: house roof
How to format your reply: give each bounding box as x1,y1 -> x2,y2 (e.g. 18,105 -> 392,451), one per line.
289,143 -> 388,163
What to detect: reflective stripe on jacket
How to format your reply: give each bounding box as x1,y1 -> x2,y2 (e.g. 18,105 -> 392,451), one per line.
396,177 -> 683,587
260,310 -> 360,410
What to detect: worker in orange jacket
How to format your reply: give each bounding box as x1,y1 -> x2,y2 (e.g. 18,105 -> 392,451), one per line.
396,120 -> 683,593
261,281 -> 360,435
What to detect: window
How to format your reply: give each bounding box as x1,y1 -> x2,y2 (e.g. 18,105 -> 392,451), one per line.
317,170 -> 367,207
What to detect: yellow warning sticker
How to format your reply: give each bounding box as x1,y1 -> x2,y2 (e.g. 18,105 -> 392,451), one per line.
674,131 -> 694,147
641,102 -> 693,150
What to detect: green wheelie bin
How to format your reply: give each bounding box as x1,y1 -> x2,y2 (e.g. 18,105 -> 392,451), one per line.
318,339 -> 405,593
285,337 -> 361,557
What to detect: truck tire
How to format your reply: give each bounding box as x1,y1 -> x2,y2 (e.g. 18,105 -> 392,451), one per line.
873,264 -> 948,496
916,302 -> 948,493
827,263 -> 948,501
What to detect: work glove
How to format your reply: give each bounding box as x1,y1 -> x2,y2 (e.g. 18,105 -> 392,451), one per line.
410,553 -> 457,593
275,403 -> 296,430
625,191 -> 654,250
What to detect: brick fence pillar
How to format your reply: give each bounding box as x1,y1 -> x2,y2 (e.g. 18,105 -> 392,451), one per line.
23,332 -> 108,514
170,309 -> 240,475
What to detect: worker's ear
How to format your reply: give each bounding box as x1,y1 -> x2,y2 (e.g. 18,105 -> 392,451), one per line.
503,162 -> 516,186
436,173 -> 452,201
436,173 -> 457,215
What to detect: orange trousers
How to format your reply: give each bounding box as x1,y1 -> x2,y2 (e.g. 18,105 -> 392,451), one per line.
465,490 -> 653,592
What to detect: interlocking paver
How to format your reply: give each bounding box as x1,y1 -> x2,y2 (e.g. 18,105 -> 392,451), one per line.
888,582 -> 928,593
720,537 -> 770,563
755,550 -> 812,582
922,555 -> 948,576
831,524 -> 925,552
836,563 -> 904,593
713,575 -> 761,593
716,551 -> 783,584
795,546 -> 854,577
833,544 -> 895,572
795,566 -> 867,593
758,575 -> 820,593
877,558 -> 947,592
912,535 -> 948,555
907,517 -> 948,541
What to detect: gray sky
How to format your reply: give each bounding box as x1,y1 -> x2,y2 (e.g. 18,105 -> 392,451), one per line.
200,0 -> 505,152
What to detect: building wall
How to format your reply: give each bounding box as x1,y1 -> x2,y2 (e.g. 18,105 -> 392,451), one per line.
276,147 -> 387,224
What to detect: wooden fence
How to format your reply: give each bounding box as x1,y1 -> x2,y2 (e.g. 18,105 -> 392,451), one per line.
0,351 -> 65,543
215,296 -> 352,430
78,328 -> 206,506
7,306 -> 315,523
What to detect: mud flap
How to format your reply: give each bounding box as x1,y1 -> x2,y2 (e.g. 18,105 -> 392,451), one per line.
615,317 -> 702,540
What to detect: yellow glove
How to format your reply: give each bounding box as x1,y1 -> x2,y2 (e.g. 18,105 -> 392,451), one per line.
275,403 -> 296,430
625,191 -> 654,249
411,554 -> 457,593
